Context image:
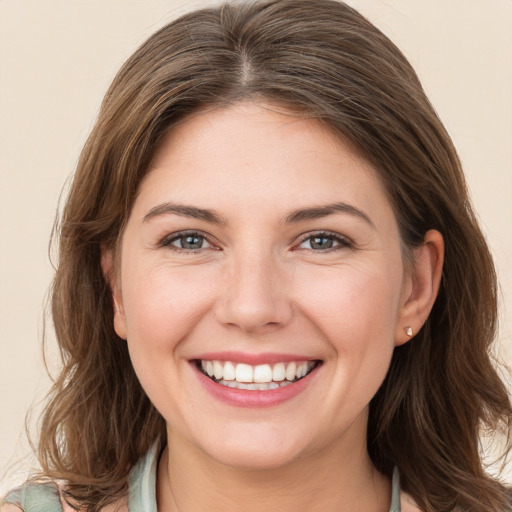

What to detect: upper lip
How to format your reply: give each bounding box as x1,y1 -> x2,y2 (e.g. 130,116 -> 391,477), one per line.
191,351 -> 320,365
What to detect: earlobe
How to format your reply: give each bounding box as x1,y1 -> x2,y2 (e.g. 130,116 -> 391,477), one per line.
395,229 -> 444,346
100,247 -> 127,340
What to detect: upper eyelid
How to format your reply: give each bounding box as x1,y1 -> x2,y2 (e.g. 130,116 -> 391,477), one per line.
160,229 -> 216,247
296,230 -> 352,243
157,229 -> 352,249
293,231 -> 354,252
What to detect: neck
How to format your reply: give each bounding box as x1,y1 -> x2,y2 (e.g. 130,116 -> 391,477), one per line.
157,419 -> 391,512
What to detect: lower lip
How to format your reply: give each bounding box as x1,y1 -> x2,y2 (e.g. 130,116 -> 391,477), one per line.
194,364 -> 319,408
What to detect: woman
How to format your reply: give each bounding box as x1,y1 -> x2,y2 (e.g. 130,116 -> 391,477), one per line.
2,0 -> 511,511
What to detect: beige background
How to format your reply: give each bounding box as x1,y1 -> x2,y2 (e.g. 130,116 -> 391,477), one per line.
1,0 -> 511,493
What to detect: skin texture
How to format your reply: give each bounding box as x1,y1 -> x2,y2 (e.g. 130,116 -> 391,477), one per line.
103,102 -> 443,511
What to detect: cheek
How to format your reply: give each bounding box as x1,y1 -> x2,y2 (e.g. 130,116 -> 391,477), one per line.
119,262 -> 220,422
295,264 -> 402,342
295,265 -> 401,397
304,273 -> 399,420
121,262 -> 218,354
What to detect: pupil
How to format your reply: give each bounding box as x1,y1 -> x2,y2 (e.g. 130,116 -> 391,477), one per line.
183,235 -> 202,249
311,236 -> 333,249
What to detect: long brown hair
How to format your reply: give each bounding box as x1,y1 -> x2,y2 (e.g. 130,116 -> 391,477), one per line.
38,1 -> 511,510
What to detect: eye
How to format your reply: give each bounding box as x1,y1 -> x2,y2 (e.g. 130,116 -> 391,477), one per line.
297,232 -> 352,251
162,231 -> 213,251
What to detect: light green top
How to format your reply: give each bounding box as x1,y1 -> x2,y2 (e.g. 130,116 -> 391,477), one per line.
2,444 -> 402,511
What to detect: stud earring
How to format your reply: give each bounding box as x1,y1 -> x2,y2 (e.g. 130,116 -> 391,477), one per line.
405,326 -> 413,336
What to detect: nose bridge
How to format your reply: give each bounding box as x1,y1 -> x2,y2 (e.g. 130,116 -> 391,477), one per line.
215,243 -> 292,333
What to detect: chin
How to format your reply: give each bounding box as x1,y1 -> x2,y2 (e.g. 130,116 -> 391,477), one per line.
193,429 -> 310,471
209,445 -> 302,471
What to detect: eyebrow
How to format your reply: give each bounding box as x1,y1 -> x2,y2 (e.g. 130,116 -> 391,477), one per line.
143,201 -> 374,227
285,202 -> 374,227
143,203 -> 226,224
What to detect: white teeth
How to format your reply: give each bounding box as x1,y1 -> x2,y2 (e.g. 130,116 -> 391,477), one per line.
253,364 -> 272,383
199,359 -> 318,388
285,362 -> 297,381
272,363 -> 286,382
239,382 -> 261,390
213,361 -> 223,380
216,379 -> 294,390
235,363 -> 253,383
223,361 -> 236,381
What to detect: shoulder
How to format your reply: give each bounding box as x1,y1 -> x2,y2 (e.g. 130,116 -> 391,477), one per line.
1,481 -> 75,512
1,482 -> 128,512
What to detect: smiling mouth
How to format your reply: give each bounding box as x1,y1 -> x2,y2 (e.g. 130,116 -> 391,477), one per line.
195,359 -> 321,390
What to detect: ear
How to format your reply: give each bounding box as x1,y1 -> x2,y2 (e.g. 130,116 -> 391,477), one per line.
395,229 -> 444,346
101,246 -> 127,340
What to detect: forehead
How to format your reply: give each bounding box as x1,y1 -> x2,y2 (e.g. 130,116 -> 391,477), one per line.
135,101 -> 395,227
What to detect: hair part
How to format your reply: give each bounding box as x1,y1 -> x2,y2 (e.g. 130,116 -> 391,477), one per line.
38,1 -> 511,510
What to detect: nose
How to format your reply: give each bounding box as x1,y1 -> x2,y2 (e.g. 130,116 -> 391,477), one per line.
214,250 -> 293,334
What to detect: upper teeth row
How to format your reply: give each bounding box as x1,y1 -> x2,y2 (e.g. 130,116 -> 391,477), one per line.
200,360 -> 315,383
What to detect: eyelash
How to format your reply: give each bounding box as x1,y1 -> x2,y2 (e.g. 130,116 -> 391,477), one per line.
159,230 -> 353,254
159,230 -> 216,252
295,231 -> 353,252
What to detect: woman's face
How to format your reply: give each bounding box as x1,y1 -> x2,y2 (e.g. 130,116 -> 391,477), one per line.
110,102 -> 414,469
